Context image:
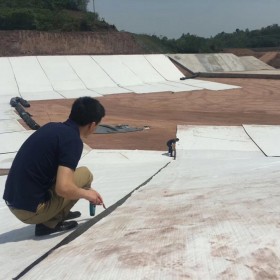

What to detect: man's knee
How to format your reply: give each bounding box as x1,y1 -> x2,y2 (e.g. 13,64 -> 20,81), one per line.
74,166 -> 93,189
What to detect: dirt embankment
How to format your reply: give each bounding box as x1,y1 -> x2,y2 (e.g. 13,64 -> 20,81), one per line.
2,31 -> 280,68
260,52 -> 280,69
0,30 -> 146,56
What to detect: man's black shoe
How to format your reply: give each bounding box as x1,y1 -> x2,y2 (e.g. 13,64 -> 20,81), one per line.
65,211 -> 81,220
35,221 -> 78,236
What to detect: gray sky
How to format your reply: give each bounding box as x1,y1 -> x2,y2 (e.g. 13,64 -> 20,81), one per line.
88,0 -> 280,39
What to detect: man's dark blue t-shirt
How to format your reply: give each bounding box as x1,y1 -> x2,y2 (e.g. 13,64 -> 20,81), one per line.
3,119 -> 83,212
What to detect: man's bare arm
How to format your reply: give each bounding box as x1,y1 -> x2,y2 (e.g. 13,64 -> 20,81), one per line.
55,166 -> 103,205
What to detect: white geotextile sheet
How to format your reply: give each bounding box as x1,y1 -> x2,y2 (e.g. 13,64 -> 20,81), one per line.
94,55 -> 201,93
92,55 -> 143,86
20,91 -> 63,101
9,56 -> 63,100
67,54 -> 134,94
126,81 -> 201,94
180,78 -> 240,91
0,55 -> 241,100
0,57 -> 19,96
0,94 -> 16,104
0,153 -> 16,168
127,79 -> 237,93
0,131 -> 33,154
20,147 -> 280,279
94,87 -> 131,95
124,84 -> 171,94
57,89 -> 101,99
0,150 -> 170,280
176,125 -> 260,152
37,56 -> 89,91
144,54 -> 185,80
92,86 -> 132,95
67,56 -> 120,89
243,124 -> 280,156
9,57 -> 54,93
74,149 -> 170,217
119,54 -> 166,83
0,120 -> 25,133
158,81 -> 202,91
81,143 -> 92,158
0,104 -> 19,120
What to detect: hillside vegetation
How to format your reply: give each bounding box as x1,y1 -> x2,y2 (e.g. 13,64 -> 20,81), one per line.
0,0 -> 116,31
135,24 -> 280,53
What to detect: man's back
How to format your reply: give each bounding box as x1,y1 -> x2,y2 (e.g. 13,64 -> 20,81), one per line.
167,138 -> 176,146
3,119 -> 83,212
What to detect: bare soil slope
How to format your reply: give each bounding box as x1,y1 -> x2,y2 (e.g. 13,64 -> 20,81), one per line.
0,31 -> 145,56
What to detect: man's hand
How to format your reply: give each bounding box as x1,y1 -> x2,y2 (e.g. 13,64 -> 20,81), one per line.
87,189 -> 104,206
55,166 -> 105,206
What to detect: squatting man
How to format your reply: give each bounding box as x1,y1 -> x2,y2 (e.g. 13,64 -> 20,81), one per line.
3,96 -> 105,236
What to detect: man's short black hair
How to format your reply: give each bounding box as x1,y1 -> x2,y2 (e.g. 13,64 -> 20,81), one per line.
69,96 -> 105,126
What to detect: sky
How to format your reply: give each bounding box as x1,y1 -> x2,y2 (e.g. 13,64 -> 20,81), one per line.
87,0 -> 280,39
